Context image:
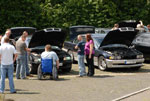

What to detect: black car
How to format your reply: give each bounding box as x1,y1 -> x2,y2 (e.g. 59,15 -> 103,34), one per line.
10,27 -> 37,39
27,28 -> 72,74
64,27 -> 144,71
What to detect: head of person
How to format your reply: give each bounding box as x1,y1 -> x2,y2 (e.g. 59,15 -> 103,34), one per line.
77,35 -> 82,41
45,44 -> 51,52
21,35 -> 26,41
147,24 -> 150,30
22,31 -> 28,37
4,37 -> 10,43
85,34 -> 93,42
5,29 -> 11,37
114,24 -> 119,28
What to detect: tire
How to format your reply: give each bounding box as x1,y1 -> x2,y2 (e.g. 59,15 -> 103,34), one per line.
132,66 -> 141,70
62,67 -> 71,72
37,64 -> 42,80
28,63 -> 37,74
52,66 -> 58,80
68,50 -> 75,63
98,56 -> 108,71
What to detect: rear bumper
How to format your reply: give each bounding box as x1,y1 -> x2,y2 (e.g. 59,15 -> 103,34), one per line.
105,58 -> 144,68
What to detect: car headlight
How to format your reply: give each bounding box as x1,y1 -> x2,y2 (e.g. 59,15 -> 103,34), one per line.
137,55 -> 143,59
109,56 -> 115,60
63,56 -> 71,60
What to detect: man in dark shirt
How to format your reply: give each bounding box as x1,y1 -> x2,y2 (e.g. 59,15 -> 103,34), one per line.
75,35 -> 86,77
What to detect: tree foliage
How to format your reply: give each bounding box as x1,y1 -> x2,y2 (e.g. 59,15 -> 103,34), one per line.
0,0 -> 150,33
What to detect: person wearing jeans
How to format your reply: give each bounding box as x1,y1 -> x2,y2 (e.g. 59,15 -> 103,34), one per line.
0,37 -> 17,93
16,35 -> 30,79
75,35 -> 86,77
16,55 -> 26,79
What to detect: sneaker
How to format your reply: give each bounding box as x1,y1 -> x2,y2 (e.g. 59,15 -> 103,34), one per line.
27,74 -> 33,77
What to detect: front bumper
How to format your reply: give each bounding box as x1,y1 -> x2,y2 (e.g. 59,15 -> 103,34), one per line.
105,58 -> 144,68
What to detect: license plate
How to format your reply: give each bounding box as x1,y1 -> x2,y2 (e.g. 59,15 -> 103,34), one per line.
125,61 -> 136,64
59,63 -> 63,66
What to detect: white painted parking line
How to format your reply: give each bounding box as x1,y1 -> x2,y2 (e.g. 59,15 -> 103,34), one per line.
112,86 -> 150,101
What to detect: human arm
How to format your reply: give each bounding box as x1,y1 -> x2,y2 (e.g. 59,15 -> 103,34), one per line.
56,60 -> 59,69
89,41 -> 94,59
13,53 -> 18,62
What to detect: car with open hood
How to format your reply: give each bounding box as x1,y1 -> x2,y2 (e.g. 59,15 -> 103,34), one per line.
64,27 -> 144,71
10,27 -> 37,39
118,20 -> 150,62
27,28 -> 72,74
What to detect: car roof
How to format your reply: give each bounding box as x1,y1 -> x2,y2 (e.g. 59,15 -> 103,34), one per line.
70,25 -> 95,28
10,27 -> 36,30
81,33 -> 107,37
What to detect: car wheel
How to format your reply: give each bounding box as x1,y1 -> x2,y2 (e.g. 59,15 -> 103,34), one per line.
132,66 -> 141,70
62,67 -> 71,72
68,50 -> 75,63
37,64 -> 42,80
28,63 -> 37,74
98,56 -> 108,71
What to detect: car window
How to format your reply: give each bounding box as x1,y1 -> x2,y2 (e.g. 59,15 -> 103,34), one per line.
73,38 -> 79,44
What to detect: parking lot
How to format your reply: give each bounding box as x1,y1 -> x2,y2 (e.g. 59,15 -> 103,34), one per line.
1,63 -> 150,101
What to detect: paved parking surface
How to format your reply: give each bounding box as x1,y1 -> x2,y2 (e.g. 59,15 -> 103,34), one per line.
2,63 -> 150,101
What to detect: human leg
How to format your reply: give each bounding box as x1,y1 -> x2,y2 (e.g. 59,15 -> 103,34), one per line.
78,55 -> 86,76
8,64 -> 16,93
0,65 -> 7,93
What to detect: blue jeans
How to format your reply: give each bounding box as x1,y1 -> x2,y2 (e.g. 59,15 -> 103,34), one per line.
0,64 -> 16,93
16,55 -> 26,79
25,52 -> 30,75
78,55 -> 86,76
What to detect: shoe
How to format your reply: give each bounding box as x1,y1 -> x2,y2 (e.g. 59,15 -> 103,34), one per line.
0,92 -> 4,94
27,74 -> 33,77
77,75 -> 83,77
10,91 -> 17,94
50,76 -> 53,80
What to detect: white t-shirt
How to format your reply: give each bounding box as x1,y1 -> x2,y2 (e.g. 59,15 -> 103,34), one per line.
41,51 -> 59,65
0,43 -> 17,65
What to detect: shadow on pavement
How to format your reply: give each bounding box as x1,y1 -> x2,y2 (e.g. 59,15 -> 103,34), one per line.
90,75 -> 114,78
5,89 -> 28,91
5,91 -> 40,95
59,70 -> 79,75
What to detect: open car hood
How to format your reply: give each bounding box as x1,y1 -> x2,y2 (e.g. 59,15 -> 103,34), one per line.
70,25 -> 95,40
10,27 -> 37,39
118,20 -> 140,28
100,27 -> 138,47
28,28 -> 66,48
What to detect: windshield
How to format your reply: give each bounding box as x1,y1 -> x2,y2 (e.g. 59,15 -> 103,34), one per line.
31,46 -> 60,50
93,37 -> 104,49
101,44 -> 128,49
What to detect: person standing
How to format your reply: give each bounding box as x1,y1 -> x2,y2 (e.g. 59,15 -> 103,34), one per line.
0,37 -> 17,93
18,31 -> 31,76
16,35 -> 30,79
75,35 -> 86,77
1,29 -> 11,45
84,34 -> 95,76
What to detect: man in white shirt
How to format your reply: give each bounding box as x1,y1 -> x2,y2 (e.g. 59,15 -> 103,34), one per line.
0,37 -> 17,93
41,44 -> 59,69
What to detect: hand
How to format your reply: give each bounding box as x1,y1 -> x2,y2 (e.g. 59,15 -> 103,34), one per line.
89,55 -> 91,59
